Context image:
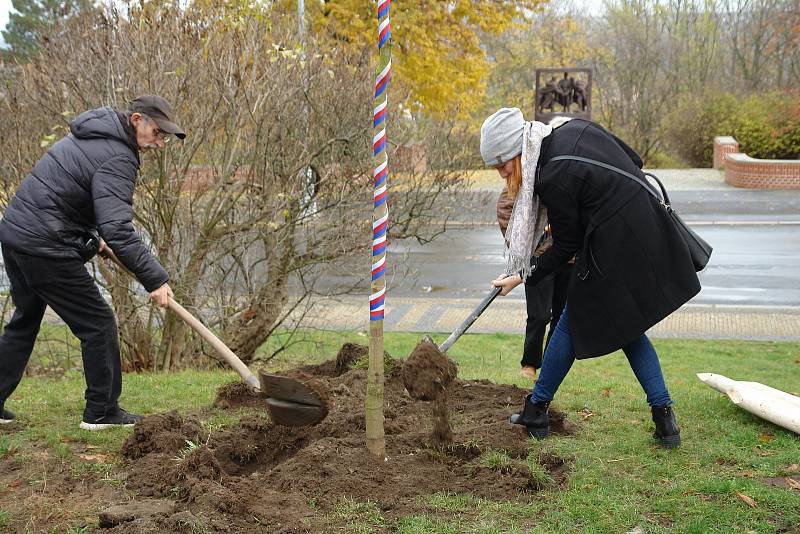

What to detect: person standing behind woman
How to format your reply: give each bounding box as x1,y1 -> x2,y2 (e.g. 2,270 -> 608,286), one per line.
481,108 -> 701,448
496,189 -> 572,380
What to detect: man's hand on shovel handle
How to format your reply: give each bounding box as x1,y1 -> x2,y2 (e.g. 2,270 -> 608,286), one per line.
149,283 -> 174,308
99,245 -> 173,308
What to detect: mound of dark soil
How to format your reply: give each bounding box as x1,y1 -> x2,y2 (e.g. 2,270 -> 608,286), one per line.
113,343 -> 576,532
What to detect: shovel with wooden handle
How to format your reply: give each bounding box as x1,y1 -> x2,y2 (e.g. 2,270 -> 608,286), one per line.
101,250 -> 327,426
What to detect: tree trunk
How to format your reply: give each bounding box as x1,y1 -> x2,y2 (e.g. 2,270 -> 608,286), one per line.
156,311 -> 192,370
365,319 -> 385,457
222,232 -> 290,364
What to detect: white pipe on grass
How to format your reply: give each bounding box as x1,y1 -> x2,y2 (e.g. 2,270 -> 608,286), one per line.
697,373 -> 800,435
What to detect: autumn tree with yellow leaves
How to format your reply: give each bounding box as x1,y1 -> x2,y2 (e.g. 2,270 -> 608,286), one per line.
482,6 -> 591,119
301,0 -> 548,118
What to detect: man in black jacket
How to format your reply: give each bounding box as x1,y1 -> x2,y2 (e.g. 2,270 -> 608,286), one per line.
0,95 -> 185,430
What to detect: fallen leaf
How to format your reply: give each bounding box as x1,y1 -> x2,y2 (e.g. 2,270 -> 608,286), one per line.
786,477 -> 800,491
735,492 -> 757,508
602,387 -> 611,397
758,432 -> 775,443
787,464 -> 799,473
78,453 -> 109,463
741,469 -> 755,478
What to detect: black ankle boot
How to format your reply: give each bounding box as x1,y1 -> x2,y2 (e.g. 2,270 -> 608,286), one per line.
651,405 -> 681,449
509,394 -> 549,439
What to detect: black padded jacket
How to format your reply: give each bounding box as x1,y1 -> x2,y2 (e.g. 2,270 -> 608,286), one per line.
0,107 -> 168,292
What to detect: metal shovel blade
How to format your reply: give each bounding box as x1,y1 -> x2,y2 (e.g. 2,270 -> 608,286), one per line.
422,334 -> 437,348
260,372 -> 328,427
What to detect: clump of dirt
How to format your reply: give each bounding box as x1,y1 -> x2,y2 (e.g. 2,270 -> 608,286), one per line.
175,445 -> 223,483
402,341 -> 459,446
290,342 -> 395,378
402,340 -> 457,401
121,412 -> 204,459
212,381 -> 263,409
336,342 -> 367,373
115,343 -> 577,532
430,394 -> 454,445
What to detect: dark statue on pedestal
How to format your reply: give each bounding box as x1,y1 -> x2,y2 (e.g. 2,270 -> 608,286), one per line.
534,68 -> 592,123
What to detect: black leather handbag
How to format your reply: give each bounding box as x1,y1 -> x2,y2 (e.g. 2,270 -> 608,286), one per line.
548,155 -> 713,272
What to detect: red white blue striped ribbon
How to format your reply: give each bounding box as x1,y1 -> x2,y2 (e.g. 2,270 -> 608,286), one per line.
370,0 -> 391,322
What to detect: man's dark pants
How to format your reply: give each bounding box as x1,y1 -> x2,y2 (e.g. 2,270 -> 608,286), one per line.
522,263 -> 573,368
0,244 -> 121,419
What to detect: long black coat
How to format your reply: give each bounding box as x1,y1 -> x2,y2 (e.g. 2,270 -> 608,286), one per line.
0,107 -> 168,292
526,119 -> 700,358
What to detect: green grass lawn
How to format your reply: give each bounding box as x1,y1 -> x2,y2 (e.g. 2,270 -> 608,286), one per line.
2,332 -> 799,533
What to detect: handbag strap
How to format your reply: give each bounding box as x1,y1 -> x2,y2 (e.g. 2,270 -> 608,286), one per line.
548,155 -> 671,207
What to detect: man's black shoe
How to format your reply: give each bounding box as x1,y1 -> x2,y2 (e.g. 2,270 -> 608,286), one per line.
80,408 -> 144,431
0,406 -> 15,424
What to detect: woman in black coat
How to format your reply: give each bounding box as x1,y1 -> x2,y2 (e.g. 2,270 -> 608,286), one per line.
481,108 -> 701,448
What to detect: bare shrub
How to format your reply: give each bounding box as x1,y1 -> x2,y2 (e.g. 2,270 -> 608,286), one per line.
0,3 -> 472,371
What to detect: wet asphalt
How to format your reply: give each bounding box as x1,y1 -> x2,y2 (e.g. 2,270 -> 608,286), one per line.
387,178 -> 800,309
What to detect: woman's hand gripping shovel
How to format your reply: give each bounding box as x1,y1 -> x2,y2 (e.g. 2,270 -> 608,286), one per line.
100,245 -> 327,426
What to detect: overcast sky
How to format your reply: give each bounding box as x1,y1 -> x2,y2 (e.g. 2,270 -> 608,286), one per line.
0,0 -> 10,47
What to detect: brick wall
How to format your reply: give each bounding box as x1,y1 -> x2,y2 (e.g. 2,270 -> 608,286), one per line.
713,136 -> 739,169
714,136 -> 800,189
725,153 -> 800,189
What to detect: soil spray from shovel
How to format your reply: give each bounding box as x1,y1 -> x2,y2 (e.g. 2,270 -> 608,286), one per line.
102,253 -> 328,426
402,286 -> 501,445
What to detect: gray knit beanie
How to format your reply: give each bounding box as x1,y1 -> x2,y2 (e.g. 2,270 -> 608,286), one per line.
480,107 -> 525,167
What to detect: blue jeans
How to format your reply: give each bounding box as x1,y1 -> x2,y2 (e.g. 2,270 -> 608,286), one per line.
531,304 -> 672,407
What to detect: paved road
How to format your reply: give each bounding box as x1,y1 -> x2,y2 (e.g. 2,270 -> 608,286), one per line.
387,223 -> 800,308
387,169 -> 800,308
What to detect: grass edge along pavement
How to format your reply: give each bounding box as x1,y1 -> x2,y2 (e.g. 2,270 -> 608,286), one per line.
0,332 -> 798,533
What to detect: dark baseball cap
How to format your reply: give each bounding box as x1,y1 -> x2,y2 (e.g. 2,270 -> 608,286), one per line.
128,94 -> 186,139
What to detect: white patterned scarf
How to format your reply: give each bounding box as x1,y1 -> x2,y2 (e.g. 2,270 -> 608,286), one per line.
504,121 -> 552,278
